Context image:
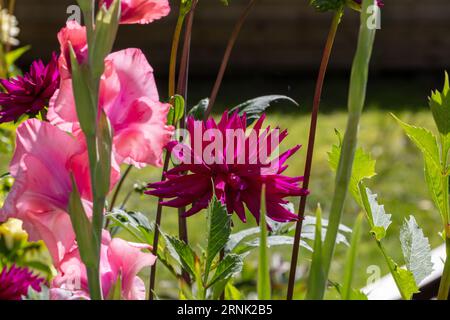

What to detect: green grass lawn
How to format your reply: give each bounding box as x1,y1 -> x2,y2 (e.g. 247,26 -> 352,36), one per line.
113,107 -> 442,299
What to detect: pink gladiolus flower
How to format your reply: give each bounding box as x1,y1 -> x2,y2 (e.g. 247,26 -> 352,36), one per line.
49,48 -> 174,168
146,112 -> 309,224
51,233 -> 156,300
99,0 -> 170,25
56,21 -> 88,79
0,119 -> 119,265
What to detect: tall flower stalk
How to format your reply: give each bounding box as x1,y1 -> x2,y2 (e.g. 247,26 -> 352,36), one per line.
307,0 -> 378,299
287,6 -> 343,300
68,0 -> 121,300
149,0 -> 198,299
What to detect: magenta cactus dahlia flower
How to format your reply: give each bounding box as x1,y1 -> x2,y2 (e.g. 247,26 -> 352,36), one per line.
0,53 -> 60,123
0,265 -> 44,300
146,112 -> 308,224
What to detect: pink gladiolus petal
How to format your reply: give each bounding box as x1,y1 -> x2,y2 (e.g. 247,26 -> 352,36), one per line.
99,0 -> 170,25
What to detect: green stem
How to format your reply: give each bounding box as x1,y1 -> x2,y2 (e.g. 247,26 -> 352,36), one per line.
109,165 -> 133,211
311,0 -> 377,299
438,237 -> 450,300
437,138 -> 450,300
376,241 -> 409,300
287,8 -> 342,300
86,266 -> 102,300
168,14 -> 185,99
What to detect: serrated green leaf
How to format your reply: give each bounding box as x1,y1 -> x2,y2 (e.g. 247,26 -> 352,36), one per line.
207,254 -> 243,288
329,131 -> 376,206
392,114 -> 441,170
163,234 -> 197,278
189,98 -> 209,120
391,261 -> 419,300
400,216 -> 433,285
361,187 -> 392,241
424,155 -> 447,223
205,196 -> 231,281
429,72 -> 450,136
231,95 -> 299,126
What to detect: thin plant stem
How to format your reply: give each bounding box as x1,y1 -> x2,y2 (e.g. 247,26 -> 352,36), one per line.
286,9 -> 343,300
438,140 -> 450,300
168,14 -> 185,99
175,0 -> 198,285
312,0 -> 377,299
149,154 -> 171,300
204,0 -> 258,119
109,165 -> 133,212
149,1 -> 198,299
438,237 -> 450,300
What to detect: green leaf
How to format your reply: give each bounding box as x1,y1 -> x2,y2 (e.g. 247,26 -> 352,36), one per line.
258,186 -> 271,300
360,187 -> 392,241
390,260 -> 419,300
106,209 -> 153,244
69,45 -> 96,137
334,283 -> 368,300
107,273 -> 122,300
68,175 -> 96,268
400,216 -> 433,285
225,228 -> 260,253
167,95 -> 185,126
189,98 -> 209,120
310,0 -> 345,12
231,95 -> 299,125
424,155 -> 447,223
392,114 -> 441,170
224,282 -> 242,300
162,233 -> 197,278
5,46 -> 31,66
205,196 -> 232,282
306,205 -> 326,300
95,111 -> 113,197
341,213 -> 364,300
91,0 -> 120,80
328,130 -> 376,206
207,254 -> 243,288
429,72 -> 450,136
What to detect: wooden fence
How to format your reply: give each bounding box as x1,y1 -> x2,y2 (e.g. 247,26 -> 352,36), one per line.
13,0 -> 450,75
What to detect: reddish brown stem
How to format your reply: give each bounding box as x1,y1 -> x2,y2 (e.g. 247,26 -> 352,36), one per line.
286,10 -> 342,300
148,1 -> 198,299
204,0 -> 258,119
